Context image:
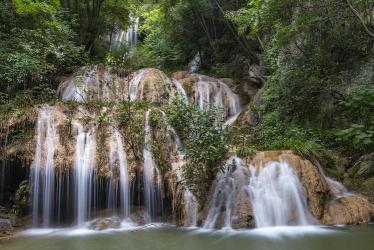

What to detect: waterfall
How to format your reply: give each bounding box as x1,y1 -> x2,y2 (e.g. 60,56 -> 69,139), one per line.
172,79 -> 189,104
314,161 -> 352,198
58,67 -> 95,102
143,110 -> 163,221
31,105 -> 58,227
129,69 -> 147,101
203,157 -> 245,229
108,129 -> 130,218
126,15 -> 139,50
194,75 -> 241,124
248,161 -> 315,227
189,53 -> 201,73
110,14 -> 139,50
168,128 -> 198,227
184,190 -> 198,227
73,122 -> 96,226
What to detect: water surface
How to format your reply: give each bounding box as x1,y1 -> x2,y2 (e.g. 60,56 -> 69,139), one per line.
2,225 -> 374,250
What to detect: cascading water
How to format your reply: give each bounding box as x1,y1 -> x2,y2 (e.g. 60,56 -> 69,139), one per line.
314,161 -> 352,198
203,157 -> 246,229
59,67 -> 95,102
110,14 -> 139,50
189,53 -> 201,73
108,129 -> 130,218
129,69 -> 147,101
143,110 -> 163,221
73,121 -> 96,226
167,127 -> 198,227
193,75 -> 241,124
31,105 -> 58,227
248,161 -> 315,227
172,79 -> 189,104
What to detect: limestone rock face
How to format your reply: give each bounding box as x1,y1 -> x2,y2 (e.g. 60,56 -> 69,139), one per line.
58,65 -> 130,102
58,66 -> 175,105
323,196 -> 373,225
129,68 -> 175,105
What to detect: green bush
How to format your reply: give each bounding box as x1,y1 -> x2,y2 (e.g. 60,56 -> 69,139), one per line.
165,99 -> 230,201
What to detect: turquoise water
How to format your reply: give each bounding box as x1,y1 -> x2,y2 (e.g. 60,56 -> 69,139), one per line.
1,225 -> 374,250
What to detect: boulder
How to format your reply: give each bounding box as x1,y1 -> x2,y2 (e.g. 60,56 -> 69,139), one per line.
129,210 -> 148,225
90,217 -> 121,231
323,196 -> 373,225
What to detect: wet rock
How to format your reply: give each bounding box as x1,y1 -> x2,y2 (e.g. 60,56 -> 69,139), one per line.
203,157 -> 254,229
0,218 -> 13,236
231,196 -> 255,229
90,217 -> 121,231
171,71 -> 189,80
129,210 -> 148,225
323,196 -> 374,225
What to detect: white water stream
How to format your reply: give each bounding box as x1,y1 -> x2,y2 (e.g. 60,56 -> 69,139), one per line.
31,105 -> 58,227
248,161 -> 315,227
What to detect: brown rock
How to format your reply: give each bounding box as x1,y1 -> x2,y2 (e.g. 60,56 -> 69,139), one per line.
90,217 -> 121,231
323,196 -> 373,225
171,71 -> 189,80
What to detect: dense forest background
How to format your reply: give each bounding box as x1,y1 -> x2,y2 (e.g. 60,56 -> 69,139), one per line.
1,0 -> 373,194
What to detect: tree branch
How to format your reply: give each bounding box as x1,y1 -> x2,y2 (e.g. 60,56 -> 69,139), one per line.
346,0 -> 374,39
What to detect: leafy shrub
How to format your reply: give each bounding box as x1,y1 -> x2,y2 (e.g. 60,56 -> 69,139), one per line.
166,99 -> 230,201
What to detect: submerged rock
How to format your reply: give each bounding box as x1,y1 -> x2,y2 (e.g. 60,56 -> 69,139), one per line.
90,217 -> 121,231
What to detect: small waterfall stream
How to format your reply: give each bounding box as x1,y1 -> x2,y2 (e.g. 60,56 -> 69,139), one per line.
31,105 -> 58,227
193,75 -> 241,124
143,110 -> 163,221
248,161 -> 315,227
73,122 -> 96,226
168,127 -> 198,227
108,129 -> 130,218
172,79 -> 189,104
203,157 -> 245,229
110,14 -> 139,50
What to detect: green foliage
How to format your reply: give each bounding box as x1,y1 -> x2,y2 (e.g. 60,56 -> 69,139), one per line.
0,0 -> 86,102
139,0 -> 255,78
166,99 -> 229,200
60,0 -> 135,54
334,86 -> 374,154
254,111 -> 336,167
230,0 -> 374,163
116,101 -> 150,160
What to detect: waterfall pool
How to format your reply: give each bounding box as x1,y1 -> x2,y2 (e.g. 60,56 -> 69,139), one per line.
1,225 -> 374,250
